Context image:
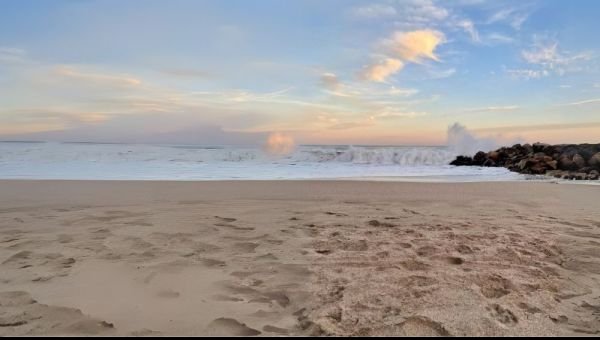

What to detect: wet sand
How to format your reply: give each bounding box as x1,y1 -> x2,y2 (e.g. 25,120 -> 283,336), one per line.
0,180 -> 599,336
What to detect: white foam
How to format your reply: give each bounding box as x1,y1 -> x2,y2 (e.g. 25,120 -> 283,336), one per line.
0,142 -> 525,182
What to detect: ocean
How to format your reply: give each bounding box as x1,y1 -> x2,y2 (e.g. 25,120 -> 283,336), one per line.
0,141 -> 529,182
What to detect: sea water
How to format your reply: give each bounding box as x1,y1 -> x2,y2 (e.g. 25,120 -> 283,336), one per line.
0,142 -> 526,181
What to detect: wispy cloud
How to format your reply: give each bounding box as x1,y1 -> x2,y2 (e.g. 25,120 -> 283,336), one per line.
485,33 -> 515,45
369,109 -> 427,120
462,105 -> 520,113
320,73 -> 341,91
426,67 -> 456,79
350,4 -> 397,19
0,47 -> 28,64
559,98 -> 600,106
161,68 -> 212,78
487,7 -> 531,30
54,66 -> 142,86
456,19 -> 480,42
509,40 -> 594,79
476,122 -> 600,133
506,69 -> 547,80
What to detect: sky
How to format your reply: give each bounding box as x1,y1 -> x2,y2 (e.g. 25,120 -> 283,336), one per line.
0,0 -> 599,146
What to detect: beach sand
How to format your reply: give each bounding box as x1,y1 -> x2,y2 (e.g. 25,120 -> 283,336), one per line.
0,180 -> 599,336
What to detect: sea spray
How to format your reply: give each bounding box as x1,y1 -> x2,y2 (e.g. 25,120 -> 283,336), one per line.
447,123 -> 498,156
265,132 -> 295,156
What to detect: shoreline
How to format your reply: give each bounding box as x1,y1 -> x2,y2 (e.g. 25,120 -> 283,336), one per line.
0,176 -> 599,186
0,180 -> 599,336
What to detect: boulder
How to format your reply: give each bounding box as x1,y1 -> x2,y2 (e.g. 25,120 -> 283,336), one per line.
473,151 -> 487,166
572,154 -> 586,169
589,152 -> 600,169
542,144 -> 557,156
558,156 -> 575,171
483,159 -> 496,167
450,156 -> 473,166
546,160 -> 558,170
488,151 -> 500,162
533,142 -> 549,153
518,159 -> 529,171
449,143 -> 600,180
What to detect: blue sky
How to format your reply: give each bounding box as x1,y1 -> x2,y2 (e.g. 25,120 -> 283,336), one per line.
0,0 -> 599,145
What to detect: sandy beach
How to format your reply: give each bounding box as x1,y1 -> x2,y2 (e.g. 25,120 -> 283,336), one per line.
0,180 -> 599,336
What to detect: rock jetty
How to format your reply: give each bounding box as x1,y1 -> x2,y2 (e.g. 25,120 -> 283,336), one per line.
450,143 -> 600,180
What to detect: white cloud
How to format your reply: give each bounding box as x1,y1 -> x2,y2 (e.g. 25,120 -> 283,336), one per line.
361,58 -> 404,83
382,30 -> 446,63
361,29 -> 446,82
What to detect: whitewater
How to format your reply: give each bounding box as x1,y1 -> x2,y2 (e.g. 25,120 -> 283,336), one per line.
0,142 -> 525,181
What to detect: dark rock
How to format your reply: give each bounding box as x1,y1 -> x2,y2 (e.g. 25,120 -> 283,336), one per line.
572,154 -> 586,169
449,143 -> 600,180
542,144 -> 557,155
483,159 -> 496,167
488,151 -> 500,162
533,143 -> 549,153
558,156 -> 575,171
473,151 -> 487,166
589,152 -> 600,169
450,156 -> 473,166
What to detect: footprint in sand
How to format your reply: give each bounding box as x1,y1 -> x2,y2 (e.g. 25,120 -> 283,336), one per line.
215,216 -> 237,223
488,304 -> 518,325
396,316 -> 450,336
415,245 -> 437,257
444,256 -> 464,265
477,274 -> 515,298
234,242 -> 260,253
400,259 -> 431,271
205,317 -> 261,336
340,239 -> 368,251
200,258 -> 226,268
